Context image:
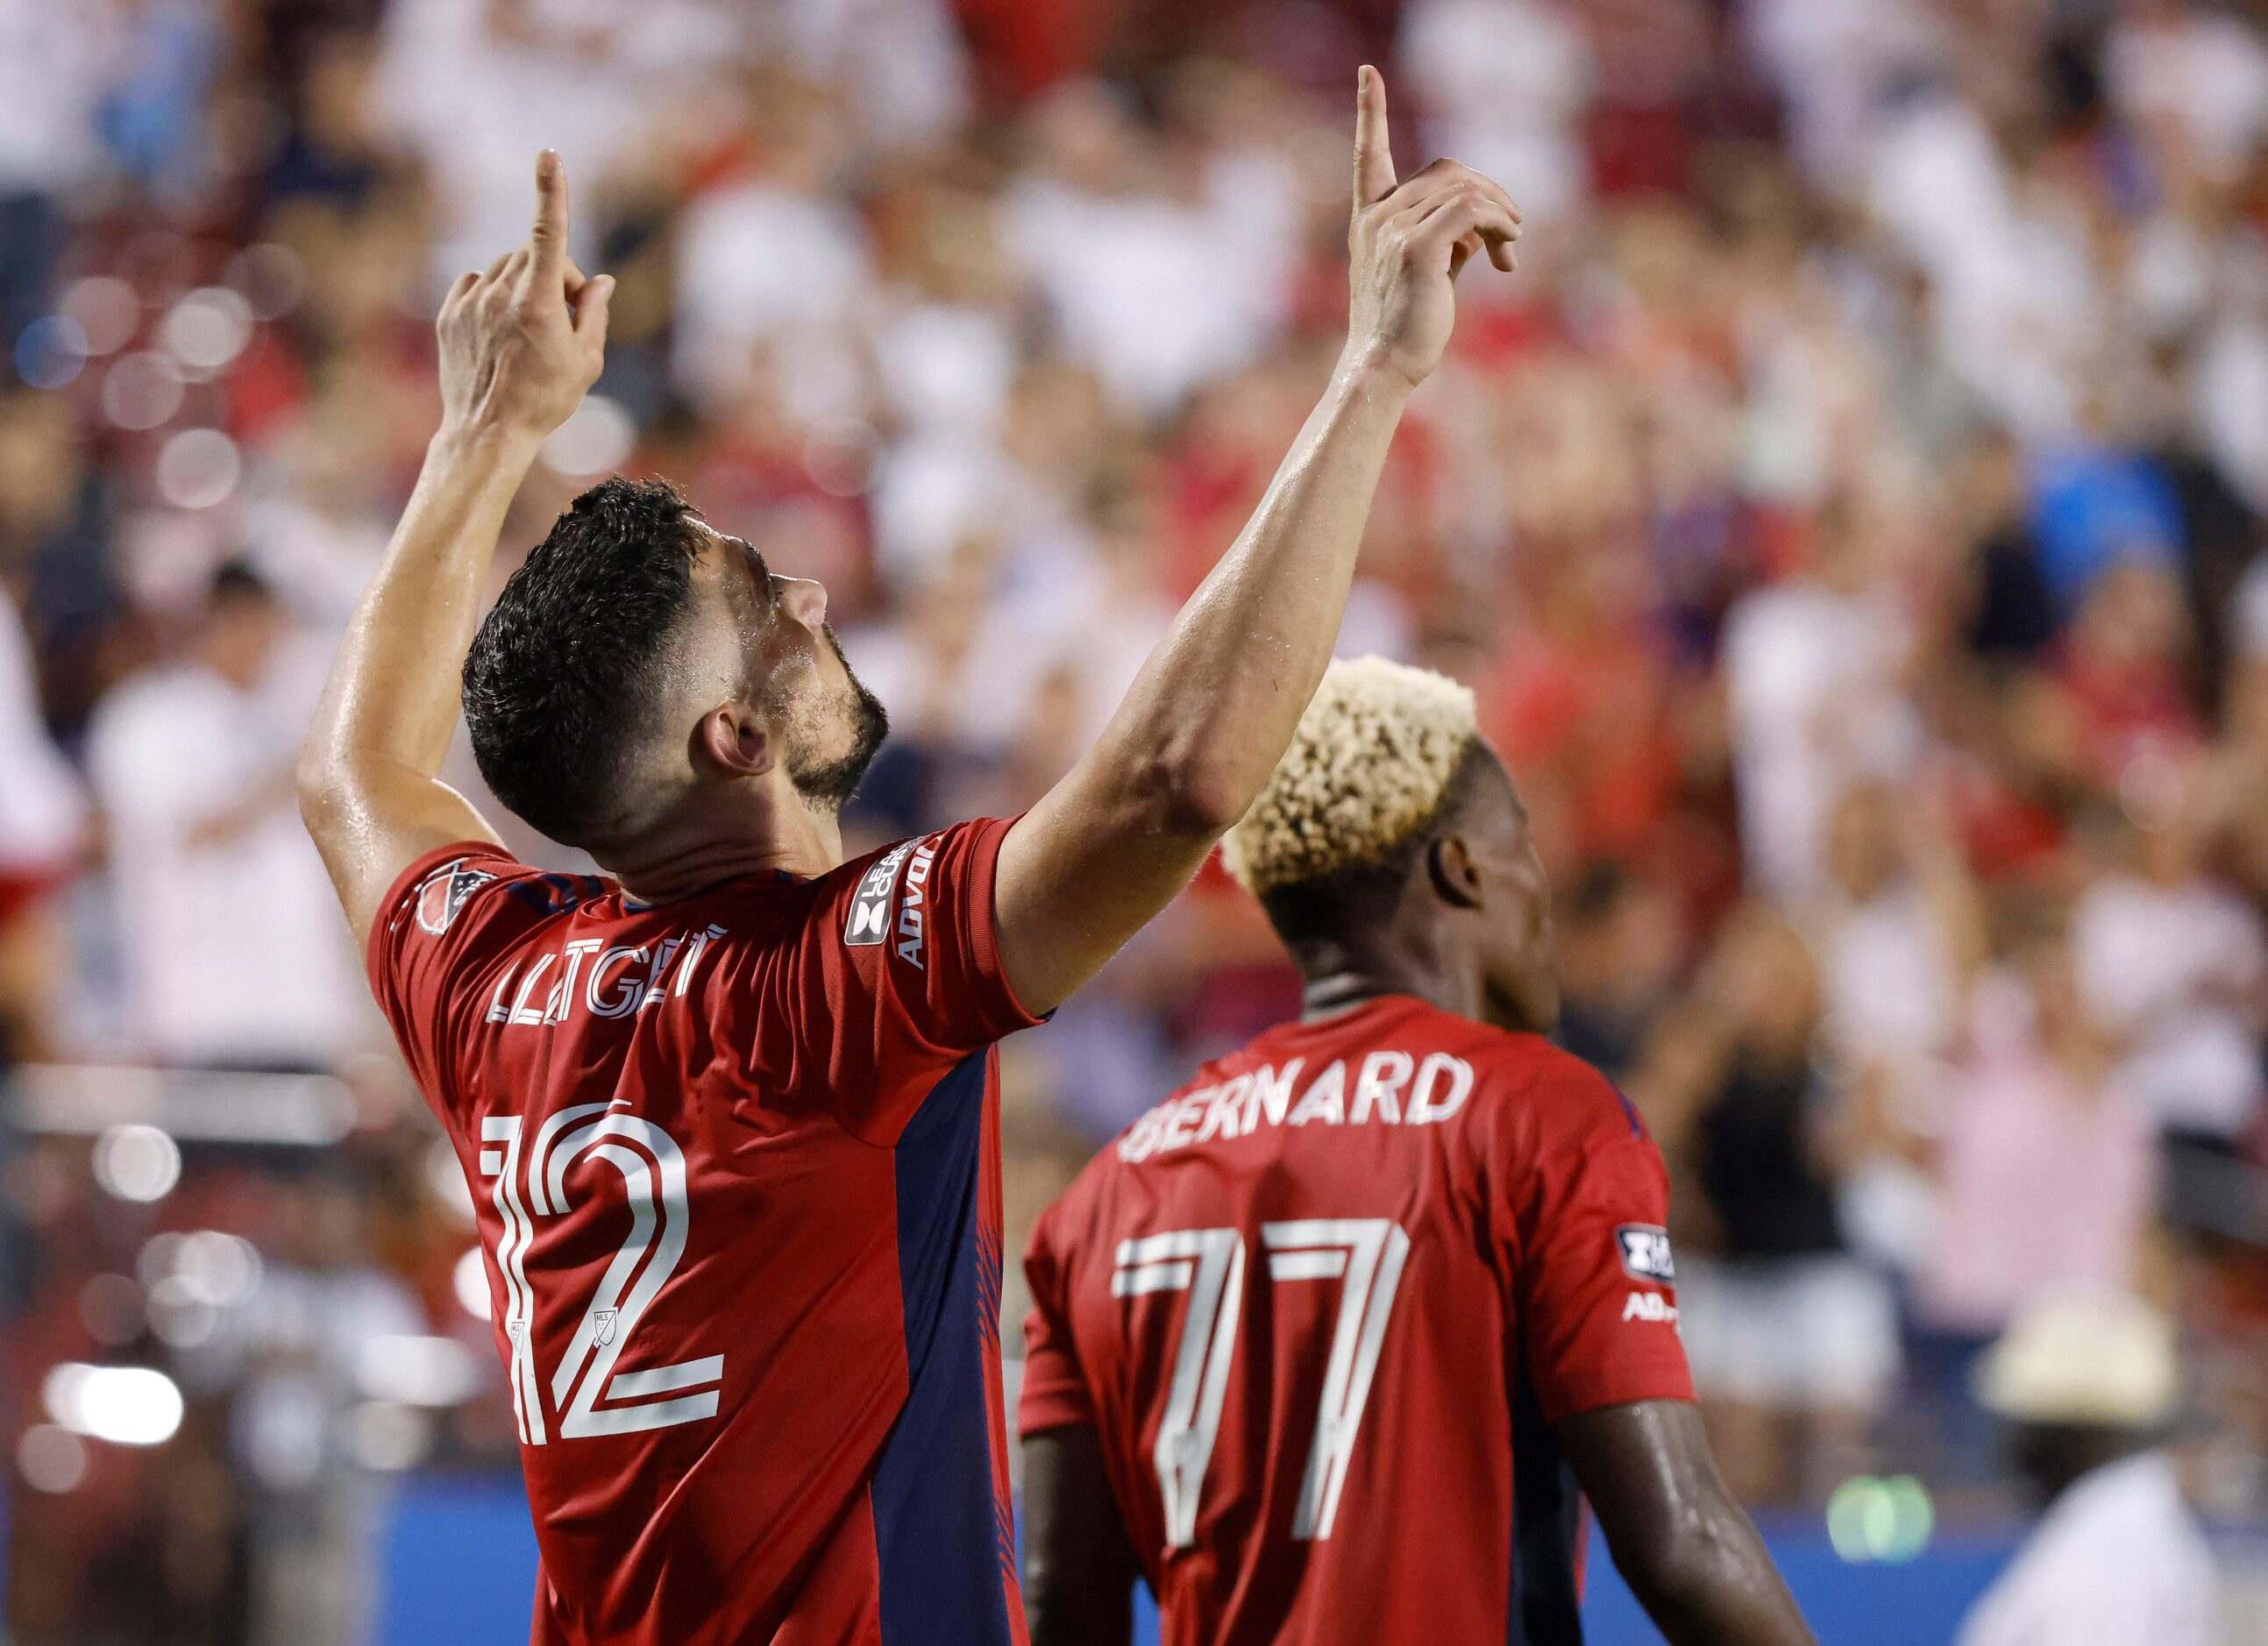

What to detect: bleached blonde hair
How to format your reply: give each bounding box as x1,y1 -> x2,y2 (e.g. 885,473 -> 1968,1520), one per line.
1222,656 -> 1481,898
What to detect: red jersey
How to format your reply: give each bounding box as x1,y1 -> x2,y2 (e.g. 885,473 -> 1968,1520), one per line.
1018,994 -> 1693,1646
366,819 -> 1042,1645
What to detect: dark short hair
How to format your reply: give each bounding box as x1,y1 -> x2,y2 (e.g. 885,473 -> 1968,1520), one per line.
463,477 -> 704,845
1259,740 -> 1503,946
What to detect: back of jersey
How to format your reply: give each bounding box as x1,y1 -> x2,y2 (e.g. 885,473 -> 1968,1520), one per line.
1019,995 -> 1693,1646
370,821 -> 1042,1644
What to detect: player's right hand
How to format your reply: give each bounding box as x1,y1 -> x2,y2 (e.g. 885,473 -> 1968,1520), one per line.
436,150 -> 614,444
1344,67 -> 1521,391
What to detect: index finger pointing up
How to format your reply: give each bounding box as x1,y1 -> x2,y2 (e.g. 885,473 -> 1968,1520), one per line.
1353,66 -> 1396,209
530,149 -> 568,277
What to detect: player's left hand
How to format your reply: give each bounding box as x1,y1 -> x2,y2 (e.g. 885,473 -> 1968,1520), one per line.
436,150 -> 614,443
1343,67 -> 1522,392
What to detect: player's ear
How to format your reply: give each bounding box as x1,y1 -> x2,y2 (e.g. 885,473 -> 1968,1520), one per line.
1426,833 -> 1485,912
696,701 -> 773,778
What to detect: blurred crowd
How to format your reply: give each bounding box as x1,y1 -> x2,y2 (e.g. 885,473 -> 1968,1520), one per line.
3,0 -> 2268,1639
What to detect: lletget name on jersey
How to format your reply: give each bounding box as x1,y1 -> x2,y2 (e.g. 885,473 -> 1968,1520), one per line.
480,923 -> 729,1027
1117,1050 -> 1475,1163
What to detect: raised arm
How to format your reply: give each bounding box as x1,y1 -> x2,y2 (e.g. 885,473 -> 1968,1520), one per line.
993,68 -> 1520,1014
298,152 -> 612,946
1557,1401 -> 1816,1646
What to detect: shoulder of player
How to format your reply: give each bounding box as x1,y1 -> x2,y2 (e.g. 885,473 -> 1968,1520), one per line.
1040,1135 -> 1126,1235
396,848 -> 544,936
419,829 -> 965,972
1449,1022 -> 1647,1146
814,819 -> 1008,960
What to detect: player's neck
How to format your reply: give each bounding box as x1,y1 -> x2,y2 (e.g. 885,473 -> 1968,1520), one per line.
600,785 -> 843,902
1292,931 -> 1482,1026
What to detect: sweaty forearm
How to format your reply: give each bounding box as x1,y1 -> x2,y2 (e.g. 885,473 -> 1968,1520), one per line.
302,422 -> 539,790
1621,1508 -> 1815,1646
1089,350 -> 1411,832
1561,1401 -> 1814,1646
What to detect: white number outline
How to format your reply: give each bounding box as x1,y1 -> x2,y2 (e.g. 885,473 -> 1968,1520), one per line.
1111,1217 -> 1410,1545
478,1100 -> 723,1443
1113,1229 -> 1245,1545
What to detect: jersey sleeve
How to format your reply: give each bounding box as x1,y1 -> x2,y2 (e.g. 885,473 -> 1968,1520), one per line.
1017,1198 -> 1098,1437
1496,1061 -> 1696,1423
364,841 -> 551,1114
786,816 -> 1045,1142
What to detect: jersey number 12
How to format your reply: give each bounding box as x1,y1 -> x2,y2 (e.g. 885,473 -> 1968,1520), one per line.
1113,1218 -> 1411,1545
477,1104 -> 723,1444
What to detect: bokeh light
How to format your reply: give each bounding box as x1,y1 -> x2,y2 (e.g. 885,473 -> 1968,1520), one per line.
1826,1474 -> 1935,1564
59,276 -> 141,356
453,1246 -> 492,1320
153,428 -> 243,509
90,1125 -> 181,1203
43,1365 -> 184,1447
18,1425 -> 89,1493
99,351 -> 184,429
158,286 -> 254,375
15,316 -> 89,389
541,393 -> 635,477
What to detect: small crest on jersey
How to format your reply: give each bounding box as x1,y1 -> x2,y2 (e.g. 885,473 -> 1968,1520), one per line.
592,1309 -> 619,1347
416,859 -> 498,935
1616,1224 -> 1675,1283
844,840 -> 915,946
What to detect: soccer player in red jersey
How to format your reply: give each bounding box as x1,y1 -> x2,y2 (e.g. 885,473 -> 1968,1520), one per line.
297,73 -> 1521,1646
1017,659 -> 1817,1646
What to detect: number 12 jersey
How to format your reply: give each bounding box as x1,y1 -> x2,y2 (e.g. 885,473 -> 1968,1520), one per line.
368,820 -> 1042,1645
1018,994 -> 1694,1646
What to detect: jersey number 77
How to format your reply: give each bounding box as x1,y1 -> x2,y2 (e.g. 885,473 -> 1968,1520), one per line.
1113,1217 -> 1411,1545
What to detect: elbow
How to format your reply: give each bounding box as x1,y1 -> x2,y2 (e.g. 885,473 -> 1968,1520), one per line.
294,734 -> 356,835
1618,1505 -> 1749,1615
1137,754 -> 1251,844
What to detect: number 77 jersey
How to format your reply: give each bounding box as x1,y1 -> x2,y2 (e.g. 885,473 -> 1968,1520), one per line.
1018,995 -> 1696,1646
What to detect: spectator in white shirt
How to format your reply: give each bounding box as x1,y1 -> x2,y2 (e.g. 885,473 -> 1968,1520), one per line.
1960,1290 -> 2219,1646
1809,780 -> 1986,1271
2071,800 -> 2266,1145
668,68 -> 874,415
1723,502 -> 1923,901
2108,0 -> 2268,187
85,562 -> 367,1068
1398,0 -> 1594,224
1001,80 -> 1292,419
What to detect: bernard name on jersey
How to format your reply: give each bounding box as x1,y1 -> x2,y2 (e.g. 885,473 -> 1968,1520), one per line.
1117,1049 -> 1477,1163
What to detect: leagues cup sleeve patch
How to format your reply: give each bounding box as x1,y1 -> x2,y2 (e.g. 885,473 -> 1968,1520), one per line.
1615,1224 -> 1675,1284
843,839 -> 916,947
416,859 -> 499,935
